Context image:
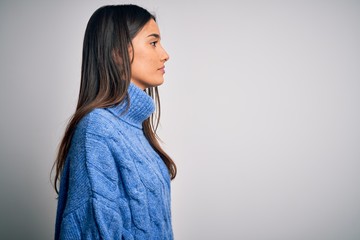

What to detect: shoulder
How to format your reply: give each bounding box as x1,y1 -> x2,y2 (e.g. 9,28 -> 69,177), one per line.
66,109 -> 125,203
69,108 -> 128,166
76,108 -> 120,138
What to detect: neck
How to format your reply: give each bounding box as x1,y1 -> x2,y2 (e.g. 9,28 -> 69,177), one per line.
107,83 -> 155,129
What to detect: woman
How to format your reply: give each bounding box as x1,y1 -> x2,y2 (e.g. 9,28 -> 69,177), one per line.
53,4 -> 176,239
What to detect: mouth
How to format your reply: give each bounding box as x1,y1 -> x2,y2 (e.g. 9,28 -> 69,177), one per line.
158,66 -> 165,73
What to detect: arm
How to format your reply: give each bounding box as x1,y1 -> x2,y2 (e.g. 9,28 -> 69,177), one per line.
59,197 -> 123,239
57,129 -> 125,240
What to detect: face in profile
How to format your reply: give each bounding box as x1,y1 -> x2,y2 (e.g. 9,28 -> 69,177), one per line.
130,19 -> 170,89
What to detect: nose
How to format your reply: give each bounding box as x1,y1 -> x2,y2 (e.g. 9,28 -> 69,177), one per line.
161,47 -> 170,62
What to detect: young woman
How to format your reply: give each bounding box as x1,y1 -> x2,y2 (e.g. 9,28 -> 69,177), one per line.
53,5 -> 176,239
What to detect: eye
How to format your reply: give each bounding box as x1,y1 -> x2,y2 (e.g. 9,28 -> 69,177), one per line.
150,41 -> 158,47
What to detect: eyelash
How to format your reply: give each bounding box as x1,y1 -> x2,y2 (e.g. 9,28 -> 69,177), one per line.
150,41 -> 158,47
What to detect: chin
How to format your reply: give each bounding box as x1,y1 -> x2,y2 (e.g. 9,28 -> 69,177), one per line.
132,78 -> 164,90
149,78 -> 164,88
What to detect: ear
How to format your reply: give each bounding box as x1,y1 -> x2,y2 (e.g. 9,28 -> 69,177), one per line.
128,43 -> 134,63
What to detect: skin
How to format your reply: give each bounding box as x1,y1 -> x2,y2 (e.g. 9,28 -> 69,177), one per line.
130,19 -> 170,90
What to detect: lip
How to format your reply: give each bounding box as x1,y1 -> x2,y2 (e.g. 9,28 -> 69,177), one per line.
158,66 -> 165,73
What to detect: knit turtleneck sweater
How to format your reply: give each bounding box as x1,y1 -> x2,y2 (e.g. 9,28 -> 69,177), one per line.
55,83 -> 173,240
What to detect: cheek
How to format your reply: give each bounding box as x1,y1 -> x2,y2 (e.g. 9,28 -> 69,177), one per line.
131,47 -> 159,78
134,51 -> 149,68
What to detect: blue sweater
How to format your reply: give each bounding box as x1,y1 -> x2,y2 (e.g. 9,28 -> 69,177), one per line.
55,83 -> 173,240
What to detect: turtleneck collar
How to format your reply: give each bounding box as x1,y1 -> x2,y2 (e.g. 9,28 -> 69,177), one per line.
106,83 -> 155,129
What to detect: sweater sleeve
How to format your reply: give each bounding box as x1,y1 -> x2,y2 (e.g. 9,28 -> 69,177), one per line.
59,198 -> 123,239
57,121 -> 127,239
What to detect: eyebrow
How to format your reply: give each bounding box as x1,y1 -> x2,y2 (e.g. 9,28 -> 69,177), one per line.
147,33 -> 161,39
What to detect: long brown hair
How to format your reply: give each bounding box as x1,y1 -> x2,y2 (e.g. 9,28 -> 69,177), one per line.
52,5 -> 176,194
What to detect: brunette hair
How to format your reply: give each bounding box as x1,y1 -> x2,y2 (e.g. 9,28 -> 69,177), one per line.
52,4 -> 176,194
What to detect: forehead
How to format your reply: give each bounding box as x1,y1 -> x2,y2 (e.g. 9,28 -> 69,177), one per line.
137,19 -> 160,37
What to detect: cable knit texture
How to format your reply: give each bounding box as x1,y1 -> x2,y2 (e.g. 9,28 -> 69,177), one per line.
55,83 -> 173,240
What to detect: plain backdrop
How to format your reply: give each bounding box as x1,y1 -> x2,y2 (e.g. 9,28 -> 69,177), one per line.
1,0 -> 359,239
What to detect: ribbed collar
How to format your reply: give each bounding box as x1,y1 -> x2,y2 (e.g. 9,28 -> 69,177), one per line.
107,83 -> 155,129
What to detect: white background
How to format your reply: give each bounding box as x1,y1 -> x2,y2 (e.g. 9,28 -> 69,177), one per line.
0,0 -> 359,239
